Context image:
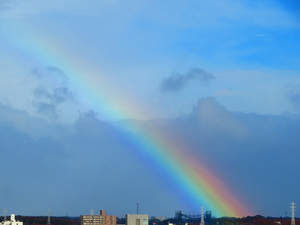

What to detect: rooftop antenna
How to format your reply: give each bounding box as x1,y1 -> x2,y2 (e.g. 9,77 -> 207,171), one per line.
291,202 -> 296,225
200,207 -> 204,225
47,210 -> 51,225
137,203 -> 139,214
91,209 -> 94,225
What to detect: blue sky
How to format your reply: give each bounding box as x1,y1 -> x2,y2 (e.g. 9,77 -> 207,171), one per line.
0,0 -> 299,218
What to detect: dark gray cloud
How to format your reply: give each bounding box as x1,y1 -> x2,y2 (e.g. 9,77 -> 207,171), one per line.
34,86 -> 72,105
0,104 -> 181,216
287,83 -> 300,112
33,102 -> 57,119
161,68 -> 215,92
149,98 -> 300,216
52,87 -> 71,104
32,66 -> 68,85
30,67 -> 75,121
0,103 -> 62,138
0,100 -> 299,216
290,92 -> 300,110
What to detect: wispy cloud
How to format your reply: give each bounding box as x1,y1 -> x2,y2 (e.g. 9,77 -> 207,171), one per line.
161,68 -> 215,92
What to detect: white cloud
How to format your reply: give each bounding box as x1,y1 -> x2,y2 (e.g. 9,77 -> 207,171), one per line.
192,97 -> 249,139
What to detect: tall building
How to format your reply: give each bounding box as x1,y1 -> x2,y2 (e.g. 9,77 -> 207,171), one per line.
1,214 -> 23,225
126,214 -> 148,225
81,210 -> 116,225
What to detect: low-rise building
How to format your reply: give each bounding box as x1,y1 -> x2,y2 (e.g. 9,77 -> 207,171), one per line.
126,214 -> 148,225
1,214 -> 23,225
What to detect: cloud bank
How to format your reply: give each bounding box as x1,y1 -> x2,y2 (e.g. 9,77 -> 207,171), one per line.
0,98 -> 299,216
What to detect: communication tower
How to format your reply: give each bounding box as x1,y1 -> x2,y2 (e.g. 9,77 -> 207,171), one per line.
47,210 -> 51,225
291,202 -> 296,225
200,207 -> 204,225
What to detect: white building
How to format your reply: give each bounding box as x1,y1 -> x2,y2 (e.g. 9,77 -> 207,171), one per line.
126,215 -> 148,225
1,214 -> 23,225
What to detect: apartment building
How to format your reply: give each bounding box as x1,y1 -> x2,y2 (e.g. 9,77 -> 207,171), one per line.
81,210 -> 116,225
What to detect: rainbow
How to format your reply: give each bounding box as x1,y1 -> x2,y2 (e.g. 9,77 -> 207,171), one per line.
5,26 -> 251,217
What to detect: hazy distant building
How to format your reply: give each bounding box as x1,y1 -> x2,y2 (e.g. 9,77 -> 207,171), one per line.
1,214 -> 23,225
81,210 -> 116,225
151,217 -> 166,222
126,214 -> 148,225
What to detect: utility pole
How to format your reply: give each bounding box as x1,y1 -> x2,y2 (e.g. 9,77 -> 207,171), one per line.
136,203 -> 139,214
4,209 -> 7,221
47,210 -> 51,225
